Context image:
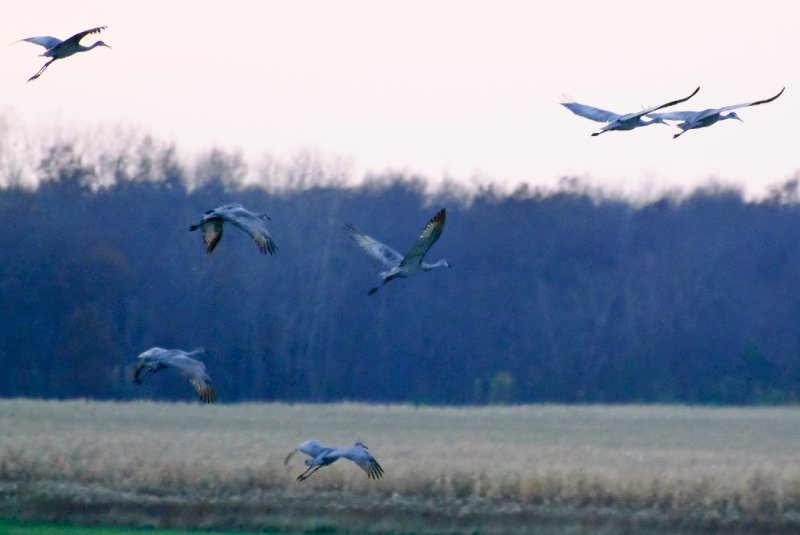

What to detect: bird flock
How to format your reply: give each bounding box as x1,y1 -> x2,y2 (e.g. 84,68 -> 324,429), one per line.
133,202 -> 449,480
13,25 -> 787,483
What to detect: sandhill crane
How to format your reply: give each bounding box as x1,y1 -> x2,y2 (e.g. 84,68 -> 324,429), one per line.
190,203 -> 277,255
15,26 -> 110,82
562,87 -> 700,136
285,440 -> 384,481
648,87 -> 785,138
346,208 -> 451,295
134,347 -> 216,403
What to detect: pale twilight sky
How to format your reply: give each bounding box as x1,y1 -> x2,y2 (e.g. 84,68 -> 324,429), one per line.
1,1 -> 798,198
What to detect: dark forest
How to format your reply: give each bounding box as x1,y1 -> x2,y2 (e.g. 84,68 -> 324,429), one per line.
3,139 -> 800,405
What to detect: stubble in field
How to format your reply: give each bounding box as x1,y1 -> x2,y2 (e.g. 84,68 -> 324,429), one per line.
2,400 -> 800,533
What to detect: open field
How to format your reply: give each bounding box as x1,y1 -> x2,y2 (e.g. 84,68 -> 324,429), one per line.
2,400 -> 800,533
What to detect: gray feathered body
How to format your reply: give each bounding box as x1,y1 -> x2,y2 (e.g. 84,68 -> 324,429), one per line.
561,87 -> 699,136
287,440 -> 384,481
346,208 -> 451,295
134,347 -> 216,403
648,88 -> 785,138
17,26 -> 109,81
190,203 -> 277,255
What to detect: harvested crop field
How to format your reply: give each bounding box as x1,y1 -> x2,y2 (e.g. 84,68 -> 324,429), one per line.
2,400 -> 800,533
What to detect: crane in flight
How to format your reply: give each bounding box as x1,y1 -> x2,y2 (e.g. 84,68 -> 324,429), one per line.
562,87 -> 700,136
190,203 -> 277,255
284,440 -> 384,481
346,208 -> 451,295
648,87 -> 785,138
15,26 -> 110,82
134,347 -> 216,403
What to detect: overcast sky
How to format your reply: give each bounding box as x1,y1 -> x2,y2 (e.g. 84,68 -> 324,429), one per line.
2,1 -> 798,197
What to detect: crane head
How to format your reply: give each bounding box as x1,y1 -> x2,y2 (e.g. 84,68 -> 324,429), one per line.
725,112 -> 743,122
93,40 -> 112,49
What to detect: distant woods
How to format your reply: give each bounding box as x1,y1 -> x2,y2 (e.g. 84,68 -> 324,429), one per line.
2,133 -> 800,405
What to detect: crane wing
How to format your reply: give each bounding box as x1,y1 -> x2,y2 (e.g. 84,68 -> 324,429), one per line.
345,225 -> 404,269
63,26 -> 108,46
188,377 -> 216,403
133,358 -> 145,382
216,205 -> 277,255
715,87 -> 785,114
133,356 -> 162,383
17,36 -> 62,50
299,440 -> 331,458
338,447 -> 385,480
133,347 -> 171,383
200,219 -> 224,253
647,111 -> 700,121
284,439 -> 332,465
167,352 -> 216,403
561,102 -> 619,123
619,86 -> 700,121
400,208 -> 446,268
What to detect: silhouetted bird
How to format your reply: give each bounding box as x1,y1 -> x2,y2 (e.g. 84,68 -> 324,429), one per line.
16,26 -> 110,82
134,347 -> 216,403
648,87 -> 785,138
190,203 -> 277,255
562,86 -> 699,136
285,440 -> 384,481
346,208 -> 451,295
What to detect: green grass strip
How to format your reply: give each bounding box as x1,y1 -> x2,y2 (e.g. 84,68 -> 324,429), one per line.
0,519 -> 288,535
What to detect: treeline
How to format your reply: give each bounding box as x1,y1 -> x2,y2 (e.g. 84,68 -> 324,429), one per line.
2,140 -> 800,405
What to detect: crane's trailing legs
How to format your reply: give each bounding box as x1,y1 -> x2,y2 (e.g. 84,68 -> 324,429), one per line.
28,58 -> 55,82
368,275 -> 396,296
297,465 -> 322,481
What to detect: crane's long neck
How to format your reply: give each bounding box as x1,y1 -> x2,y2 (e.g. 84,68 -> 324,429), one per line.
81,41 -> 106,52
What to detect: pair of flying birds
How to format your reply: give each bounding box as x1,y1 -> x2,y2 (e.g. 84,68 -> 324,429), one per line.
135,348 -> 383,481
562,86 -> 785,138
190,203 -> 451,295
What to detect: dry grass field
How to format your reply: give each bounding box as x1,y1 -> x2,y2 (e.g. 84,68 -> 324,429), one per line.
2,400 -> 800,534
